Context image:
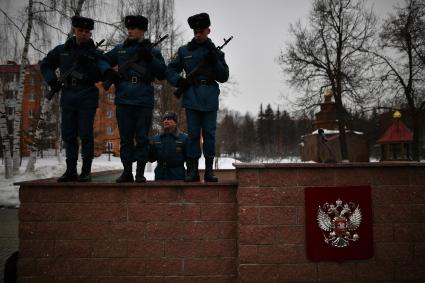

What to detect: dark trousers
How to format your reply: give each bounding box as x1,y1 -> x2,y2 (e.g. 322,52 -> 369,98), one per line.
185,109 -> 217,159
116,105 -> 152,163
61,107 -> 96,161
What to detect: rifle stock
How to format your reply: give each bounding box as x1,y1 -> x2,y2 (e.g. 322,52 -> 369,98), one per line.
46,39 -> 105,101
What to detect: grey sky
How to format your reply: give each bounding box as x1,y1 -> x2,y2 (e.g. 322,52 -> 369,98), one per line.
174,0 -> 403,115
1,0 -> 403,115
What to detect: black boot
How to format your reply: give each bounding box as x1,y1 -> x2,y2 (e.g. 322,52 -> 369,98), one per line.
184,158 -> 200,182
116,162 -> 134,183
204,157 -> 218,182
58,159 -> 78,182
135,161 -> 146,183
78,158 -> 92,182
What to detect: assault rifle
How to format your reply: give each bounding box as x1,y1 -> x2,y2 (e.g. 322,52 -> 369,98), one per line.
173,36 -> 233,99
46,39 -> 105,100
102,34 -> 169,91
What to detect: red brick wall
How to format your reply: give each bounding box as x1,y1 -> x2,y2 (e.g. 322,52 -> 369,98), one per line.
18,164 -> 425,282
236,163 -> 425,283
18,182 -> 238,282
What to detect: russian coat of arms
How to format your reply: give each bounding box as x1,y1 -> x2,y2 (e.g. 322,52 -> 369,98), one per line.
317,198 -> 362,248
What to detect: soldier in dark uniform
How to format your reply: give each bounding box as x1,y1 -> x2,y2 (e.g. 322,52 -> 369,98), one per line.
40,16 -> 109,182
149,111 -> 188,180
166,13 -> 229,182
102,15 -> 166,183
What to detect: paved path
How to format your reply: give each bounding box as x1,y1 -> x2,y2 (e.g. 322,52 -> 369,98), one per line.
0,208 -> 18,281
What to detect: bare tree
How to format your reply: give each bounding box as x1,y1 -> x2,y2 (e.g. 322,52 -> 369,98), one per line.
368,0 -> 425,160
9,0 -> 35,171
278,0 -> 377,161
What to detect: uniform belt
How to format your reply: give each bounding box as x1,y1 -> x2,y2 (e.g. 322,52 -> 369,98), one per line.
125,76 -> 146,84
158,161 -> 184,168
64,77 -> 92,87
191,78 -> 214,86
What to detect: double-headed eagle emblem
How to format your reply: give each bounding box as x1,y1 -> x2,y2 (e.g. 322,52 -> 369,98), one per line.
317,198 -> 362,248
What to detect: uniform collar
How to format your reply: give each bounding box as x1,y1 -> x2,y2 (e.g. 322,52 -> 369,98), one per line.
187,38 -> 214,51
64,36 -> 95,50
123,38 -> 151,48
160,128 -> 180,138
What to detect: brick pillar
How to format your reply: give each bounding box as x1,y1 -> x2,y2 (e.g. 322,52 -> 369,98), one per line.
236,163 -> 425,283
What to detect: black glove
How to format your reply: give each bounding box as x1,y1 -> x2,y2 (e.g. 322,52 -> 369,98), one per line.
139,47 -> 153,62
102,69 -> 120,91
103,69 -> 120,85
48,78 -> 62,93
77,49 -> 97,68
177,77 -> 190,90
205,50 -> 218,65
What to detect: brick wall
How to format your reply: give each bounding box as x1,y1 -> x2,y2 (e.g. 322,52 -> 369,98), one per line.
18,182 -> 238,282
236,163 -> 425,283
17,163 -> 425,282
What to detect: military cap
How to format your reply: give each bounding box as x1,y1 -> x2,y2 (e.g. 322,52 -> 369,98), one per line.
71,16 -> 94,30
125,15 -> 148,30
188,13 -> 210,30
162,111 -> 178,123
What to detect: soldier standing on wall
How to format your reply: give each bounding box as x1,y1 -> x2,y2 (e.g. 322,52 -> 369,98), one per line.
102,15 -> 167,183
166,13 -> 229,182
40,16 -> 109,182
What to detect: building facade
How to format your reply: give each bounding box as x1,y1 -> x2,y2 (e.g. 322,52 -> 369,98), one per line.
0,62 -> 55,157
94,87 -> 120,157
0,62 -> 120,158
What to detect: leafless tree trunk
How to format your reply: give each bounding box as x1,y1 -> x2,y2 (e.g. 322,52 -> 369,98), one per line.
12,0 -> 34,172
25,96 -> 50,172
0,81 -> 13,178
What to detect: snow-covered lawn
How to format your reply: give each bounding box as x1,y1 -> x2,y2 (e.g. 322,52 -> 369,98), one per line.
0,155 -> 238,207
2,154 -> 406,207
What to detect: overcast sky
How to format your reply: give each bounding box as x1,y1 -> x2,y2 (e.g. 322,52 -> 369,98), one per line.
174,0 -> 402,115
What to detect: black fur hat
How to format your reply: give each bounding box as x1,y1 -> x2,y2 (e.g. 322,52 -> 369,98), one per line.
188,13 -> 210,30
162,111 -> 178,123
71,16 -> 94,30
125,15 -> 148,30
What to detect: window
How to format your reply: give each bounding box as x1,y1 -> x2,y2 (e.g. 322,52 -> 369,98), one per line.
106,110 -> 113,118
29,109 -> 34,118
29,92 -> 35,101
107,93 -> 114,102
106,126 -> 113,135
106,141 -> 113,151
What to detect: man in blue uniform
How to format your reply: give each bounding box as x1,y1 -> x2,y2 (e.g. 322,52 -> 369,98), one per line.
102,15 -> 166,183
166,13 -> 229,182
40,16 -> 109,182
149,111 -> 188,180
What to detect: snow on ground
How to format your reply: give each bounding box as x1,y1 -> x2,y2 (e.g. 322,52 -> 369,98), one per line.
0,154 -> 239,207
4,154 -> 418,207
